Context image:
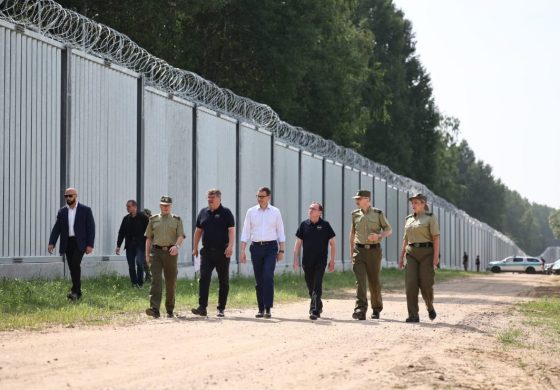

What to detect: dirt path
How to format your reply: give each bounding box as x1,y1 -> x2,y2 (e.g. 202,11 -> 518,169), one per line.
1,273 -> 560,390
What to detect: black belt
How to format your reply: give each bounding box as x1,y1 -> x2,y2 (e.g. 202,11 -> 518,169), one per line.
356,243 -> 380,249
252,240 -> 277,245
203,246 -> 227,251
408,242 -> 433,248
153,244 -> 175,251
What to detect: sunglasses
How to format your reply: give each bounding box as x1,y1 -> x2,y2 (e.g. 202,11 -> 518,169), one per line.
256,195 -> 268,198
64,194 -> 76,198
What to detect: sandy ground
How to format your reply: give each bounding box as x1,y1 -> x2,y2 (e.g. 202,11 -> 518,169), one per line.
1,273 -> 560,390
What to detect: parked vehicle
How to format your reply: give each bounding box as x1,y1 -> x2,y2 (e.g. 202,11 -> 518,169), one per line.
545,259 -> 560,275
486,256 -> 543,274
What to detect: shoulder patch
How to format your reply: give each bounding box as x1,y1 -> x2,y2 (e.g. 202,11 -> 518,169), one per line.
173,215 -> 181,220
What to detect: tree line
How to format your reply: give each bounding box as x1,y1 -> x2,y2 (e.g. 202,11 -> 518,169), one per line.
58,0 -> 560,255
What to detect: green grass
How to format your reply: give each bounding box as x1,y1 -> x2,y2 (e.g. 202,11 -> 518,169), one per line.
517,297 -> 560,336
497,328 -> 524,347
0,268 -> 469,331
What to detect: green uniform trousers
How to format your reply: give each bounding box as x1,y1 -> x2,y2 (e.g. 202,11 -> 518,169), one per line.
352,247 -> 383,313
405,247 -> 435,316
149,248 -> 178,313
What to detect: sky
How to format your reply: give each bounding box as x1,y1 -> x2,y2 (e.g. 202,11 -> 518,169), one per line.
392,0 -> 560,208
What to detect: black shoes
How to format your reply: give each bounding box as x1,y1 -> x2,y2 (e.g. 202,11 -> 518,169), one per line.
405,316 -> 420,323
167,311 -> 175,318
352,311 -> 366,320
428,309 -> 437,320
309,310 -> 322,320
217,309 -> 225,317
371,311 -> 380,320
67,292 -> 80,302
191,307 -> 207,316
255,308 -> 271,318
145,307 -> 160,318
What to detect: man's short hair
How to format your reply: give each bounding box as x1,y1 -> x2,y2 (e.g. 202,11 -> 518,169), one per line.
258,186 -> 271,196
126,199 -> 137,206
310,202 -> 323,211
207,188 -> 222,198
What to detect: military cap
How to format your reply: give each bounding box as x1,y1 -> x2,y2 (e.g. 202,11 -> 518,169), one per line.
352,190 -> 371,199
408,192 -> 427,202
160,195 -> 173,205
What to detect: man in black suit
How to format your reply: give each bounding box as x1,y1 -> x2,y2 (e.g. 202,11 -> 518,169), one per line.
48,187 -> 96,301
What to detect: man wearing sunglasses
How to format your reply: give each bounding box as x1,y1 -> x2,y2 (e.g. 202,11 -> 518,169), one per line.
48,188 -> 96,301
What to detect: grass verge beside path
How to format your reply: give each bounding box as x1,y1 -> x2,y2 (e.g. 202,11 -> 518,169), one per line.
517,297 -> 560,338
0,269 -> 473,331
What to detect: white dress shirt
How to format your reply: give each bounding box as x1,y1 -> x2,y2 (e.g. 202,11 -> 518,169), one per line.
68,202 -> 78,237
240,204 -> 286,243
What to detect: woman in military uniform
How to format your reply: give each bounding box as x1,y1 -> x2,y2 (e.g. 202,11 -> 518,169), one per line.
399,193 -> 440,323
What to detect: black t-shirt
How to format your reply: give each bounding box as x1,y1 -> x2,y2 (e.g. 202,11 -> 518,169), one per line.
295,218 -> 336,265
196,205 -> 235,248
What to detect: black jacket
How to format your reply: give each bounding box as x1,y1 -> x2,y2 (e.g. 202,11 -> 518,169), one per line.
49,203 -> 95,254
117,213 -> 149,249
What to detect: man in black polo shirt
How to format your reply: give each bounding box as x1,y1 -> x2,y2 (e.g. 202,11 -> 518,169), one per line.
293,202 -> 336,320
191,189 -> 235,317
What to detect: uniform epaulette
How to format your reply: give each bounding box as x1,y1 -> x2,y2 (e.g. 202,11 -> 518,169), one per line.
406,213 -> 414,219
373,208 -> 382,214
352,209 -> 361,214
149,214 -> 158,219
426,212 -> 433,216
173,215 -> 181,220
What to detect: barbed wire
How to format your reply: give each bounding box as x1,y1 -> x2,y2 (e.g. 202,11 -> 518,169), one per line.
0,0 -> 519,248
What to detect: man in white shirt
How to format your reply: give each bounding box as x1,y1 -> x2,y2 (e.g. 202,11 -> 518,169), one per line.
240,187 -> 286,318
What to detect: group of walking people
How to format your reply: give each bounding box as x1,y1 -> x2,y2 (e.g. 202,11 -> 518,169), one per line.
48,186 -> 441,323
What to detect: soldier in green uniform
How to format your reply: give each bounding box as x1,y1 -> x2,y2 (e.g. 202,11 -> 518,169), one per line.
350,190 -> 392,320
144,196 -> 186,318
399,193 -> 440,323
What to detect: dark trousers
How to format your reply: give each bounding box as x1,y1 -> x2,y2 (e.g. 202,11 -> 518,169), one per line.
303,262 -> 326,315
250,242 -> 278,310
199,247 -> 230,310
65,237 -> 85,296
125,244 -> 145,286
476,263 -> 480,272
463,262 -> 468,271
